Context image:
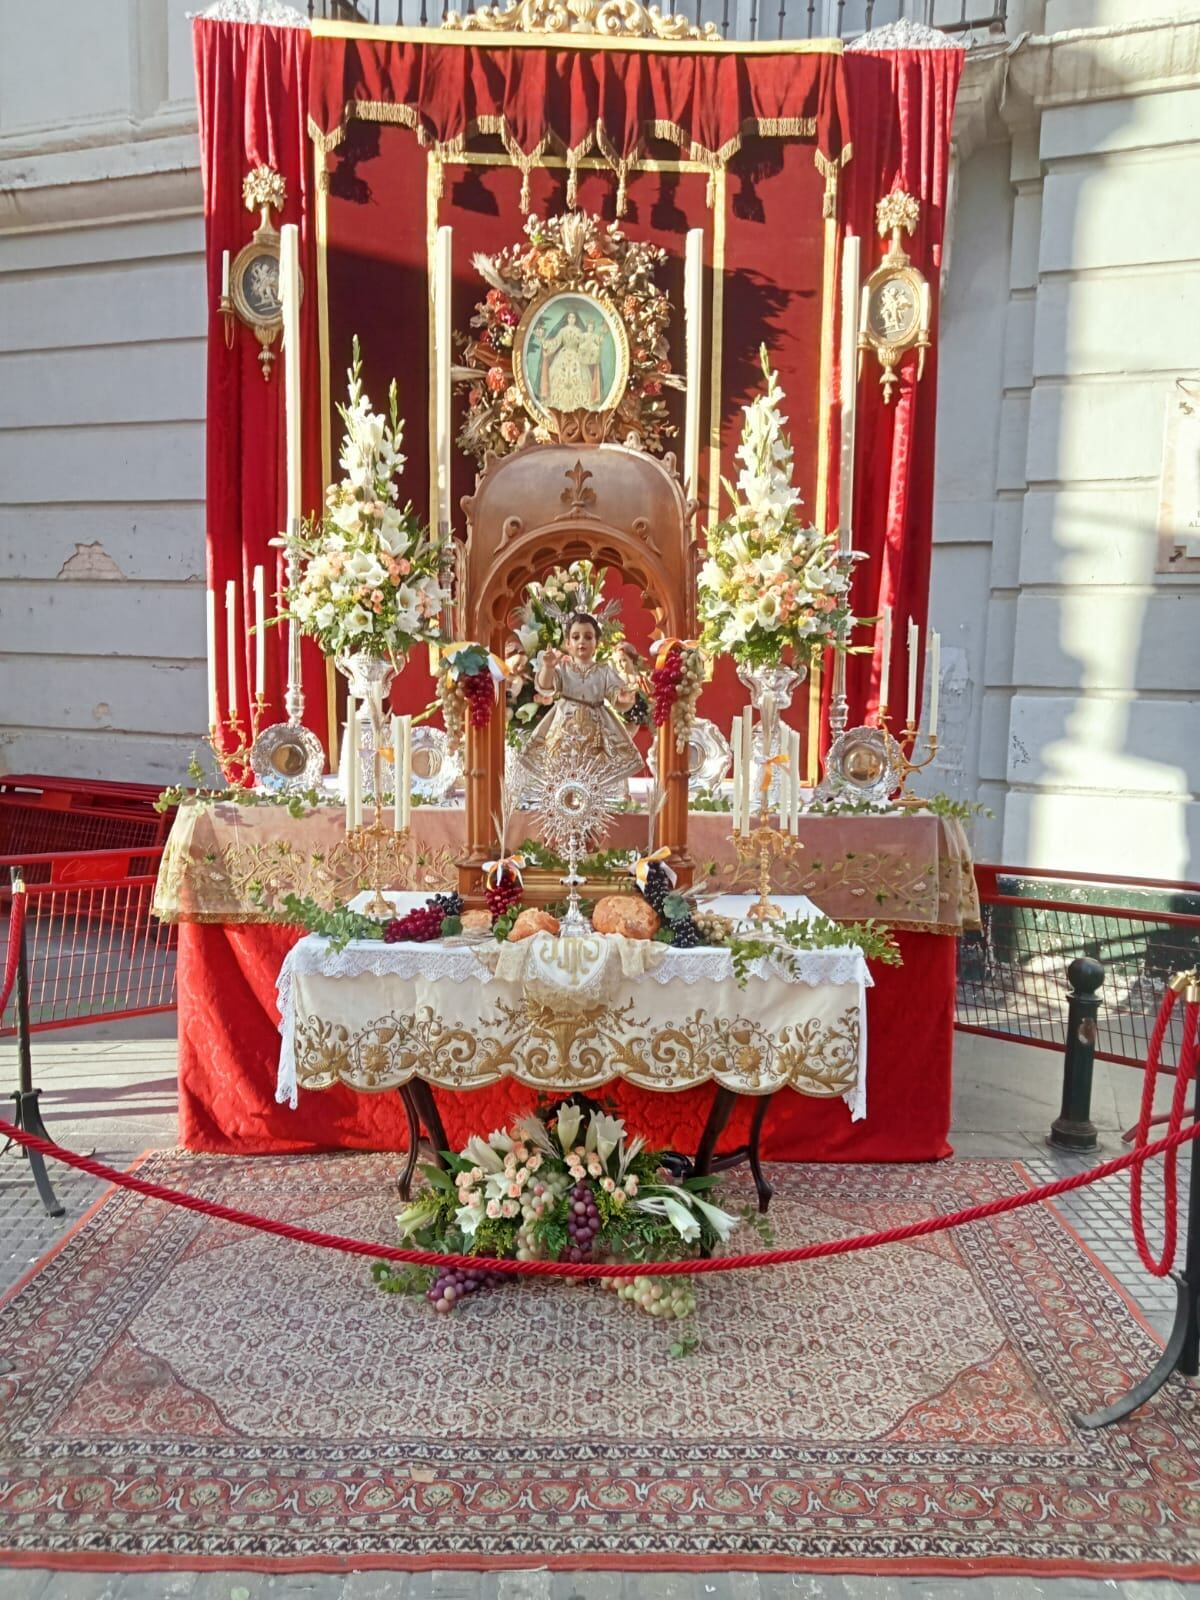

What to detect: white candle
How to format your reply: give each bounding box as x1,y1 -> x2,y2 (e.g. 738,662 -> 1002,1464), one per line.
252,565 -> 265,701
225,579 -> 239,717
205,588 -> 218,728
434,224 -> 453,535
879,605 -> 892,709
928,630 -> 941,736
390,713 -> 402,831
345,698 -> 359,831
785,726 -> 799,835
278,224 -> 302,536
906,618 -> 918,726
729,713 -> 743,833
740,709 -> 753,826
683,228 -> 704,499
400,714 -> 413,831
839,234 -> 860,551
221,249 -> 230,301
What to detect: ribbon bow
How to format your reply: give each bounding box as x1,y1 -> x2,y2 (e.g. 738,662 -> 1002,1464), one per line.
759,750 -> 790,796
629,846 -> 677,891
482,853 -> 526,888
651,637 -> 701,670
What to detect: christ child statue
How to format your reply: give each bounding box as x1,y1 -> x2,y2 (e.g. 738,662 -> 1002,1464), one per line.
521,613 -> 643,779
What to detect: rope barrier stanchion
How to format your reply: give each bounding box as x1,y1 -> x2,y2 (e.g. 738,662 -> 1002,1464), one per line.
2,867 -> 64,1218
1076,972 -> 1200,1430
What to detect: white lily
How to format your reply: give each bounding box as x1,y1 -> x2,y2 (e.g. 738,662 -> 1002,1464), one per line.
586,1110 -> 625,1166
555,1102 -> 583,1153
634,1191 -> 701,1244
686,1193 -> 739,1243
455,1202 -> 483,1238
462,1133 -> 505,1174
617,1133 -> 646,1178
343,603 -> 374,637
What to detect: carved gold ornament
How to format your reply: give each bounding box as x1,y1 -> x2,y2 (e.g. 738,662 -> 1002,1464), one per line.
219,166 -> 302,380
292,995 -> 861,1099
857,190 -> 931,404
443,0 -> 720,40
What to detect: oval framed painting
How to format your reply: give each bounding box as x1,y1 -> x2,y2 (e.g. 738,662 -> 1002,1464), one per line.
512,289 -> 630,428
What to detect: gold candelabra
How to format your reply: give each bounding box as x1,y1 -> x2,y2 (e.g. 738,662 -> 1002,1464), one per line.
208,695 -> 268,785
345,731 -> 403,918
733,769 -> 805,925
875,703 -> 939,804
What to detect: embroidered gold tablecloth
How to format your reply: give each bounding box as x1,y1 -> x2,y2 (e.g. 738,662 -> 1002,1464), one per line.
276,921 -> 871,1113
154,799 -> 979,934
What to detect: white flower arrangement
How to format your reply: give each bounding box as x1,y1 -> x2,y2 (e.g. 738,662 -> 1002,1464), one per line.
281,337 -> 449,661
698,346 -> 857,669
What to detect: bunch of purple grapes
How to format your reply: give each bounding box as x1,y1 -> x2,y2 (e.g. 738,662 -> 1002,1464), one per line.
426,1262 -> 504,1313
564,1181 -> 601,1263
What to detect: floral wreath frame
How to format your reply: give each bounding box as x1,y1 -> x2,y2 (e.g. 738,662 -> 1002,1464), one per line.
456,211 -> 677,466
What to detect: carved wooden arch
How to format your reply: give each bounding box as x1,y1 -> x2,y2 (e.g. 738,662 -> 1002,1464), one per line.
474,521 -> 686,644
457,442 -> 696,902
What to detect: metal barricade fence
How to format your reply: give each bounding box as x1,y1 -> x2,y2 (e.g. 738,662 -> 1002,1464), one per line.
0,850 -> 175,1034
957,866 -> 1200,1071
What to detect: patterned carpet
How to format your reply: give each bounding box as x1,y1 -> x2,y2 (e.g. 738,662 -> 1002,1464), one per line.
1,1152 -> 1197,1578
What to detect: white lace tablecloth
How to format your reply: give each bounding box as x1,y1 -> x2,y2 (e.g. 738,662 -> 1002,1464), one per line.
277,897 -> 871,1119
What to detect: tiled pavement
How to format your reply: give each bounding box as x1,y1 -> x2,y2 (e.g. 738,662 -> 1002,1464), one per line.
1,1021 -> 1196,1600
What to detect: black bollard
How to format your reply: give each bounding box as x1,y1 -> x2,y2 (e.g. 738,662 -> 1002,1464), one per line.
1048,956 -> 1104,1153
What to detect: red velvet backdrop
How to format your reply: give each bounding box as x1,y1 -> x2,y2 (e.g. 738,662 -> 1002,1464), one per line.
194,22 -> 961,751
193,19 -> 331,752
836,48 -> 961,728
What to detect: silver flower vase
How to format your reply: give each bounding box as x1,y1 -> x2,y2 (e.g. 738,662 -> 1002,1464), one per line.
737,661 -> 806,821
336,649 -> 400,803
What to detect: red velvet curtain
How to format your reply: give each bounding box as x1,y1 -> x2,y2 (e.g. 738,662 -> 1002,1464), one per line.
193,20 -> 330,753
194,22 -> 959,759
835,47 -> 962,729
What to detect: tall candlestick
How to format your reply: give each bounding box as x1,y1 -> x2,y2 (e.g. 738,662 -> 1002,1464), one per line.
205,588 -> 218,728
683,228 -> 704,500
928,630 -> 941,735
345,699 -> 359,831
740,709 -> 753,825
729,713 -> 743,833
434,224 -> 453,536
220,249 -> 230,300
786,726 -> 799,835
252,565 -> 265,701
225,579 -> 239,717
906,617 -> 918,726
278,224 -> 302,537
879,605 -> 892,709
839,233 -> 860,552
400,714 -> 413,831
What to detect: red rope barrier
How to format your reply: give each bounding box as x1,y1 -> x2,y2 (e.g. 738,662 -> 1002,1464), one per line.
1129,987 -> 1198,1276
0,1110 -> 1197,1280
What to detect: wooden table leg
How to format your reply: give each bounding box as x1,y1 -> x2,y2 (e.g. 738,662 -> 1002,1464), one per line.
395,1086 -> 422,1200
407,1078 -> 450,1170
747,1095 -> 774,1214
692,1085 -> 739,1177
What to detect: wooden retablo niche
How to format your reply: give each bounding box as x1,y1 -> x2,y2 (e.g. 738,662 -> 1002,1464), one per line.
457,442 -> 697,903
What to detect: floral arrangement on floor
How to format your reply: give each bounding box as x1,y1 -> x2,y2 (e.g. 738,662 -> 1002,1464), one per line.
373,1100 -> 743,1331
698,346 -> 858,670
278,337 -> 450,662
456,212 -> 679,464
649,640 -> 706,752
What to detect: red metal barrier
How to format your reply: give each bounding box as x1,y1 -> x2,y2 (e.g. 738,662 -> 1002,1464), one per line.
0,851 -> 175,1034
958,864 -> 1200,1068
